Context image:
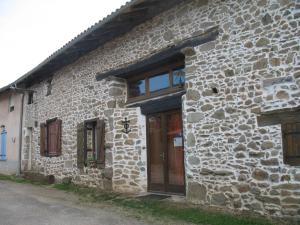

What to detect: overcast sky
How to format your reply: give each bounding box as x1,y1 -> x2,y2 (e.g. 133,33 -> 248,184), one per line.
0,0 -> 128,88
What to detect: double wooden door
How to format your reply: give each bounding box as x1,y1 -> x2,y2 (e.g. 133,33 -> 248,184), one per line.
147,109 -> 185,194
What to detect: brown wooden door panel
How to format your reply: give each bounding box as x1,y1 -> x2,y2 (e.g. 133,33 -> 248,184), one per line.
147,109 -> 185,194
166,111 -> 184,188
148,115 -> 165,191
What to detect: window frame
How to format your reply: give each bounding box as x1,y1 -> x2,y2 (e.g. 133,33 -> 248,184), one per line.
282,122 -> 300,166
28,92 -> 34,105
46,79 -> 53,96
8,95 -> 14,112
40,118 -> 62,157
127,61 -> 185,103
78,118 -> 105,169
84,119 -> 97,167
257,109 -> 300,166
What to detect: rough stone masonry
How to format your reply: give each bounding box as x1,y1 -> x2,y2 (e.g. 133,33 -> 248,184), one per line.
21,0 -> 300,222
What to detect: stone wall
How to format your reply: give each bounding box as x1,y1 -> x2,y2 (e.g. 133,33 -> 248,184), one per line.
21,0 -> 300,221
107,107 -> 147,193
183,0 -> 300,221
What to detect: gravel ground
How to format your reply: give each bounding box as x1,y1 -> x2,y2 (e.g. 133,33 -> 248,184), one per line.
0,180 -> 152,225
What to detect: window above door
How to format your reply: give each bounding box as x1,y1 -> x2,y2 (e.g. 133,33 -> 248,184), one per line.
127,61 -> 185,103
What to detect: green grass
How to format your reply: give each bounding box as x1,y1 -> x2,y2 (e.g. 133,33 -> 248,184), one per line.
1,174 -> 276,225
0,174 -> 29,183
0,174 -> 46,185
52,183 -> 275,225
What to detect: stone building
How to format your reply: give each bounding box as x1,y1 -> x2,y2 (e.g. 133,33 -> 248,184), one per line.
8,0 -> 300,221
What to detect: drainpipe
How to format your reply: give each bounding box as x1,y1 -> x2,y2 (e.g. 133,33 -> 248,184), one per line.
17,93 -> 25,176
10,85 -> 35,176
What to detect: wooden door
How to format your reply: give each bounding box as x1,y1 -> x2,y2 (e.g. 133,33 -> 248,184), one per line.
147,109 -> 185,194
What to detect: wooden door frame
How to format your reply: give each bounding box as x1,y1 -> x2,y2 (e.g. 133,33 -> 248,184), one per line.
146,108 -> 186,195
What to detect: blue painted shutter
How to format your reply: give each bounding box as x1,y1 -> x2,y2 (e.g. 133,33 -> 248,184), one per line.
0,129 -> 7,160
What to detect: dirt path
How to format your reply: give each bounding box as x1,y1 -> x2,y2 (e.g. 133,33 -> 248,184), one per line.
0,180 -> 152,225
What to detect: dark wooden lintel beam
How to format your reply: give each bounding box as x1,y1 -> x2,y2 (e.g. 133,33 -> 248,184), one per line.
257,107 -> 300,126
127,91 -> 185,115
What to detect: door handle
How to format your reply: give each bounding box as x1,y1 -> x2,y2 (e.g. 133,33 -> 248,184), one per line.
160,152 -> 165,161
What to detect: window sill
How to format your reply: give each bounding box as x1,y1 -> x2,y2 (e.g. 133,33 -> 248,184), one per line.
41,155 -> 61,158
284,161 -> 300,167
79,165 -> 105,173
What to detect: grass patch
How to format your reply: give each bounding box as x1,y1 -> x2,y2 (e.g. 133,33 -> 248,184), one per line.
0,174 -> 28,183
53,183 -> 77,191
0,173 -> 46,185
0,175 -> 276,225
51,183 -> 275,225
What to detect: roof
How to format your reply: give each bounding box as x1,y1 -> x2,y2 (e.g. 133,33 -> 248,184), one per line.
0,84 -> 11,94
1,0 -> 186,91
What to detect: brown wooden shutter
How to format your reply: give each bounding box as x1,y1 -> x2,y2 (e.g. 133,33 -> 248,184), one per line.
282,122 -> 300,166
47,119 -> 62,157
48,121 -> 56,157
77,122 -> 85,170
56,119 -> 62,156
96,119 -> 105,168
40,123 -> 47,156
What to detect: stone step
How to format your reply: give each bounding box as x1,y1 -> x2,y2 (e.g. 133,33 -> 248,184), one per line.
22,171 -> 55,184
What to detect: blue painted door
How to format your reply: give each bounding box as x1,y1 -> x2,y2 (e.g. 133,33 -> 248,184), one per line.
0,129 -> 7,160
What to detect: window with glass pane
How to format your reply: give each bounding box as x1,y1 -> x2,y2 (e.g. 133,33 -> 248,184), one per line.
173,67 -> 185,87
127,61 -> 185,102
149,72 -> 170,93
128,79 -> 146,97
86,122 -> 96,161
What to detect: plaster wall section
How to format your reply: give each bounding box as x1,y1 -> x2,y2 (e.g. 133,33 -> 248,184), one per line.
0,91 -> 22,174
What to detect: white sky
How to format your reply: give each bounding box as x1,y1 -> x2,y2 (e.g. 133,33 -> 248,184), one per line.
0,0 -> 129,88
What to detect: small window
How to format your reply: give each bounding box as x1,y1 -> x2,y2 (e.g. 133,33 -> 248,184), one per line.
127,61 -> 185,102
257,109 -> 300,166
282,123 -> 300,166
8,95 -> 14,112
46,79 -> 52,96
28,93 -> 34,105
149,72 -> 170,93
128,79 -> 146,98
86,121 -> 96,164
40,118 -> 62,157
77,119 -> 105,169
172,67 -> 185,87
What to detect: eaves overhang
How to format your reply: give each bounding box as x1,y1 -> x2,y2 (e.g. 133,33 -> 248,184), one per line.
8,0 -> 187,88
